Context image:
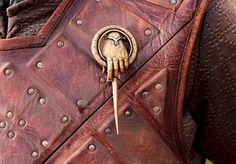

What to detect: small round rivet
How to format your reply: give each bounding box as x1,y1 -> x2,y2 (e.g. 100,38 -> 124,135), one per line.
6,111 -> 14,118
31,151 -> 39,158
170,0 -> 177,5
142,91 -> 149,98
76,19 -> 84,26
57,40 -> 64,47
7,131 -> 15,138
28,88 -> 35,95
36,61 -> 44,69
124,110 -> 132,117
99,77 -> 106,84
145,29 -> 152,36
105,127 -> 112,134
153,106 -> 161,113
4,68 -> 12,76
42,140 -> 49,147
0,121 -> 6,128
76,99 -> 85,108
88,144 -> 96,151
18,119 -> 26,126
155,84 -> 162,90
61,116 -> 69,123
39,97 -> 46,105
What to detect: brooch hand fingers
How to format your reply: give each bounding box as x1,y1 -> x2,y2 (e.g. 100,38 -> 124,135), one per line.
119,58 -> 125,73
107,58 -> 113,81
113,58 -> 119,78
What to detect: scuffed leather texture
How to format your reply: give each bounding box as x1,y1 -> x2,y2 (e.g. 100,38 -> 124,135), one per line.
186,0 -> 236,163
0,0 -> 207,163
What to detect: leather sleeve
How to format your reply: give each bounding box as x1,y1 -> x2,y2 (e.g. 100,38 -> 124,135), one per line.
0,0 -> 61,38
185,0 -> 236,163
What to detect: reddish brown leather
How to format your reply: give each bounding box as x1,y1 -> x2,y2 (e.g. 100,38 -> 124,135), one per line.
0,0 -> 207,163
186,0 -> 236,163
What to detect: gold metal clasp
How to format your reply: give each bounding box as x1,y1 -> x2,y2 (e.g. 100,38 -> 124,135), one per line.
91,25 -> 137,134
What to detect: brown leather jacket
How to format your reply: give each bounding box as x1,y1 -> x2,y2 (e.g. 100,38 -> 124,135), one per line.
0,0 -> 235,163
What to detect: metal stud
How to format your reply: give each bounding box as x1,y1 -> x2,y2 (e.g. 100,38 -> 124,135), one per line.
39,97 -> 46,105
145,29 -> 152,36
31,151 -> 39,158
6,111 -> 14,118
142,91 -> 149,98
61,116 -> 69,124
76,99 -> 85,108
153,106 -> 161,113
4,68 -> 12,76
57,40 -> 64,47
36,61 -> 44,69
18,119 -> 26,127
105,127 -> 112,134
0,121 -> 6,128
155,84 -> 162,90
88,144 -> 96,151
170,0 -> 177,5
76,19 -> 84,26
7,131 -> 15,138
28,88 -> 35,95
124,110 -> 132,117
41,140 -> 49,147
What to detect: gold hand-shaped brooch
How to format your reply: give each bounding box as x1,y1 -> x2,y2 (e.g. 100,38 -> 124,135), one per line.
91,25 -> 137,134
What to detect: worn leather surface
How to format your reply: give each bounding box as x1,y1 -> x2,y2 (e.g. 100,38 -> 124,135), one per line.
185,0 -> 236,163
0,0 -> 207,163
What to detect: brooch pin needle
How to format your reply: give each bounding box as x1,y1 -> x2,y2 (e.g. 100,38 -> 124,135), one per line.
112,77 -> 119,134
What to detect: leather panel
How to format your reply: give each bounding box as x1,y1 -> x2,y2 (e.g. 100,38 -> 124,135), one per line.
29,34 -> 103,111
66,138 -> 118,164
101,106 -> 178,164
68,0 -> 159,55
0,62 -> 77,163
135,68 -> 167,127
